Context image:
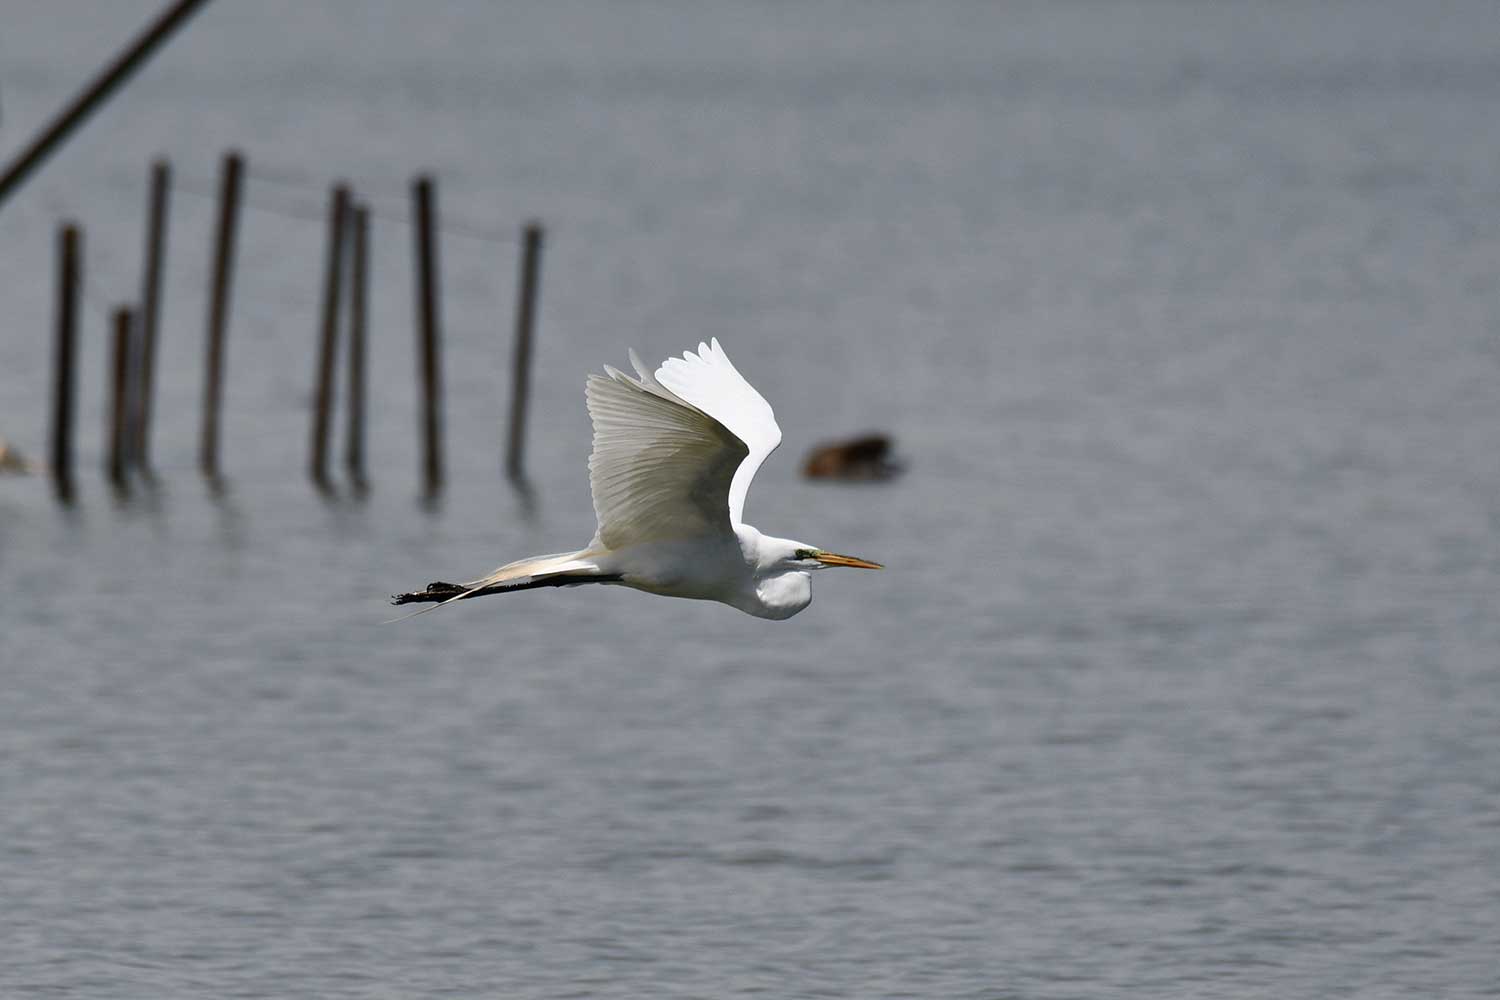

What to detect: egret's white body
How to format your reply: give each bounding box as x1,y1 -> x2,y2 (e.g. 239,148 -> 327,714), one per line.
393,339 -> 880,620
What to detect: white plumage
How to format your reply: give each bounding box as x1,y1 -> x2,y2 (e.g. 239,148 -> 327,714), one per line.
392,339 -> 881,621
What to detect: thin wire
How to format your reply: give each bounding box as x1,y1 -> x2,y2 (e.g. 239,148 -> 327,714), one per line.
42,160 -> 521,348
175,167 -> 520,246
176,176 -> 327,226
79,271 -> 122,322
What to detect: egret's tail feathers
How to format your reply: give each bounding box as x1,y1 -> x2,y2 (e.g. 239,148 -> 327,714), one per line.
386,550 -> 607,622
459,550 -> 601,591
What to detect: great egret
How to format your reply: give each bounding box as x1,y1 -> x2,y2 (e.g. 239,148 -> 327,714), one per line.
392,339 -> 881,620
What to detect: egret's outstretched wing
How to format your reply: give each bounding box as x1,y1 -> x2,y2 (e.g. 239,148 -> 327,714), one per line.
654,339 -> 782,525
585,360 -> 747,550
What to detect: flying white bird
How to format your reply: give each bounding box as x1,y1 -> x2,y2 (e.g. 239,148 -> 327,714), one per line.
392,339 -> 881,620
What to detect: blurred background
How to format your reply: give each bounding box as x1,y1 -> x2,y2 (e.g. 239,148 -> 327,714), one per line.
2,1 -> 1498,996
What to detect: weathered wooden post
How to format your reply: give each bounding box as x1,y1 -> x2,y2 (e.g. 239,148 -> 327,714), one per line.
310,183 -> 349,491
50,224 -> 81,502
132,158 -> 169,469
506,221 -> 544,482
412,175 -> 443,496
106,307 -> 133,491
345,202 -> 369,492
199,149 -> 242,481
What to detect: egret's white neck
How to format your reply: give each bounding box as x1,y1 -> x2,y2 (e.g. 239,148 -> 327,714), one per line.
733,524 -> 813,619
734,524 -> 794,571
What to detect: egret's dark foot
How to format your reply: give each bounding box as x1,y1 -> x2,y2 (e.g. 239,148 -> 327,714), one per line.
390,581 -> 465,605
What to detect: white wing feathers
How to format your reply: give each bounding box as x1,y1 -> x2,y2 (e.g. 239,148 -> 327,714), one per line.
654,339 -> 782,526
584,339 -> 781,551
585,360 -> 746,550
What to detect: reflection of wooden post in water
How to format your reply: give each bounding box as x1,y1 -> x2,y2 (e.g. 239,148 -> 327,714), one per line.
310,183 -> 349,491
133,159 -> 169,470
199,150 -> 242,481
51,224 -> 81,502
106,307 -> 133,491
506,222 -> 544,483
345,203 -> 369,492
412,175 -> 443,496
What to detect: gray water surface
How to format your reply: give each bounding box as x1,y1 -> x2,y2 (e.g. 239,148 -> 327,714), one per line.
2,2 -> 1499,996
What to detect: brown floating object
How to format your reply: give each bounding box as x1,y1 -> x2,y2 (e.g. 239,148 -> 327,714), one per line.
0,437 -> 35,475
801,433 -> 902,481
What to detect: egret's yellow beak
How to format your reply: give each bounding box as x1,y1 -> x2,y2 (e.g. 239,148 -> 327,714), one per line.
813,550 -> 883,570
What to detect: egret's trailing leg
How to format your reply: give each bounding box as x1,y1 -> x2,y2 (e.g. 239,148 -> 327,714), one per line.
392,574 -> 624,606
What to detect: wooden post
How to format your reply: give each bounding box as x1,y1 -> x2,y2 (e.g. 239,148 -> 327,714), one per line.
51,224 -> 81,502
310,183 -> 349,490
506,221 -> 544,482
133,158 -> 169,469
345,202 -> 369,492
199,149 -> 242,481
106,308 -> 133,491
412,175 -> 443,495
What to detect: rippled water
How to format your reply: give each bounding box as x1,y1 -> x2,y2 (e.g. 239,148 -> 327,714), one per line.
3,1 -> 1499,996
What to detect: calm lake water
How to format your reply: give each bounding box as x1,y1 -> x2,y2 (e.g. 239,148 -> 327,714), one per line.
2,1 -> 1499,996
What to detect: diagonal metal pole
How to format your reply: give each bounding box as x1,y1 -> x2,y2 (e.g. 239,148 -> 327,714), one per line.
0,0 -> 214,211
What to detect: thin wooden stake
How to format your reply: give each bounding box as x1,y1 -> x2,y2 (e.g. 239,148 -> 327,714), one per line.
310,183 -> 349,490
506,221 -> 544,482
133,158 -> 169,469
345,202 -> 369,492
106,307 -> 133,491
51,224 -> 81,502
199,149 -> 242,481
412,175 -> 443,496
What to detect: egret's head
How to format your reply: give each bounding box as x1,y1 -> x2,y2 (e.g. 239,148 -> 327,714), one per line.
779,540 -> 883,573
743,530 -> 883,577
740,532 -> 883,619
